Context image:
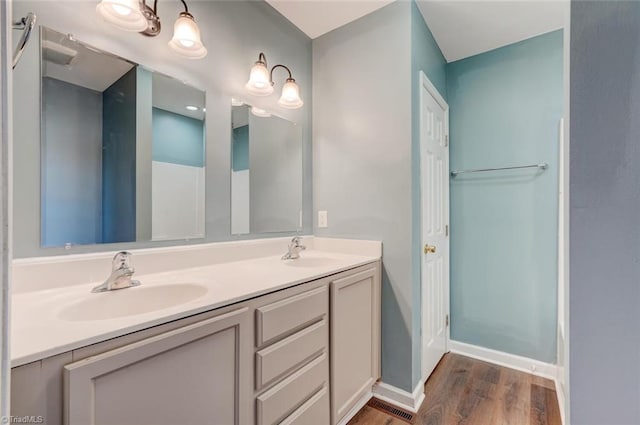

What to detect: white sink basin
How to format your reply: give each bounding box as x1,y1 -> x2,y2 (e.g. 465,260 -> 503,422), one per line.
59,283 -> 208,321
282,257 -> 339,268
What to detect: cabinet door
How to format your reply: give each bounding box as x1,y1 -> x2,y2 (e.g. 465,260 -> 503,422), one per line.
330,266 -> 380,425
64,307 -> 251,425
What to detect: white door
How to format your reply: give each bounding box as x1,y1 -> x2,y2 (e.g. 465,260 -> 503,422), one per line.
419,72 -> 449,382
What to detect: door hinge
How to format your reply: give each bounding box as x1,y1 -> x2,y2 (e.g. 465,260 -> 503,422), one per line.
445,225 -> 449,237
446,315 -> 449,327
444,135 -> 449,147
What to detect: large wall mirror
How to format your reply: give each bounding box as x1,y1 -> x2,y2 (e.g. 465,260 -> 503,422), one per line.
40,27 -> 206,248
231,102 -> 302,235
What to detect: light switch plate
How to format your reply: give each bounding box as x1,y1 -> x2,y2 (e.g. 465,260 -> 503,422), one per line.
318,211 -> 328,228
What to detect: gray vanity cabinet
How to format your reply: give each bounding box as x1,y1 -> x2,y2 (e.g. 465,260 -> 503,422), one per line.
10,261 -> 381,425
330,265 -> 381,425
64,307 -> 251,425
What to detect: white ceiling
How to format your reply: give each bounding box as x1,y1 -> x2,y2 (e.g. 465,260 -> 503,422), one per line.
416,0 -> 566,63
266,0 -> 566,62
266,0 -> 394,39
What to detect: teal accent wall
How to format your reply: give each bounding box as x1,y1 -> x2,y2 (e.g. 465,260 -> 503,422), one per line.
447,30 -> 563,362
152,107 -> 205,168
410,0 -> 448,388
232,125 -> 249,171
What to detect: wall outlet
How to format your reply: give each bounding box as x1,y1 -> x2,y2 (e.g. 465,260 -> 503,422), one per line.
318,211 -> 328,228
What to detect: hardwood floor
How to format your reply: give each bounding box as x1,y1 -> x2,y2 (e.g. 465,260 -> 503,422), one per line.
348,353 -> 561,425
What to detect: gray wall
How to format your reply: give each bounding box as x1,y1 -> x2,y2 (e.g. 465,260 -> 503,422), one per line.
313,1 -> 415,391
570,1 -> 640,423
41,77 -> 103,247
314,0 -> 449,392
12,0 -> 312,258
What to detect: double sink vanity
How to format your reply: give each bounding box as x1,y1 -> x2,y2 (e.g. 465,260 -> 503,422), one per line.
10,237 -> 382,425
9,6 -> 378,424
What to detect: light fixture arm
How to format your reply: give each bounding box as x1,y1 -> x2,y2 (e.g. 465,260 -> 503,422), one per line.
270,64 -> 294,84
140,0 -> 191,36
151,0 -> 189,15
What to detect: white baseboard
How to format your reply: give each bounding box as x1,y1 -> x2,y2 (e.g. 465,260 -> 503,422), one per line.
449,340 -> 557,380
372,378 -> 425,413
336,391 -> 372,425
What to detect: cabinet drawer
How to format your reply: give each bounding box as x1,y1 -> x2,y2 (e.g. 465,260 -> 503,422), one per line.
256,286 -> 328,347
256,352 -> 328,425
280,386 -> 330,425
257,318 -> 327,390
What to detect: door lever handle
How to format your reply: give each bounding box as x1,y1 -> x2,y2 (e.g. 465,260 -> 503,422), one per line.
424,244 -> 436,254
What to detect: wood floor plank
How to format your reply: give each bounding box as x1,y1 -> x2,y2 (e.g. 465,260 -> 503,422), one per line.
544,385 -> 562,425
419,355 -> 452,425
348,353 -> 562,425
530,384 -> 562,425
442,355 -> 474,424
455,361 -> 501,425
492,367 -> 530,425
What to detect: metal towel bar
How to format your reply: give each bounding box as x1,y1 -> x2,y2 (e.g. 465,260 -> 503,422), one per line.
12,12 -> 36,70
450,163 -> 548,177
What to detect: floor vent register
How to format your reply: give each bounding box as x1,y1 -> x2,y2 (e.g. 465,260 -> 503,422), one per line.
366,398 -> 416,424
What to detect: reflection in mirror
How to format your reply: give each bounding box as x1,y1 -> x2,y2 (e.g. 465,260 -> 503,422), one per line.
151,73 -> 205,241
40,27 -> 205,248
231,102 -> 302,235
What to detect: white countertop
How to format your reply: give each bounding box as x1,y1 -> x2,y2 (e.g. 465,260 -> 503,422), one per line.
11,249 -> 379,367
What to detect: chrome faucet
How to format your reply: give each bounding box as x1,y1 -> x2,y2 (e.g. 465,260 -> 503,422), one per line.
92,251 -> 141,293
282,236 -> 306,260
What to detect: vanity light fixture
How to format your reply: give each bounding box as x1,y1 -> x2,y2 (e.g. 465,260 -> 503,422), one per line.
251,107 -> 271,118
245,52 -> 303,109
96,0 -> 207,59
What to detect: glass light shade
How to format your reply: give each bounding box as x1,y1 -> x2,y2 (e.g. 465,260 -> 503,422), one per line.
245,62 -> 274,96
96,0 -> 147,32
278,79 -> 304,109
251,107 -> 271,118
168,13 -> 207,59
